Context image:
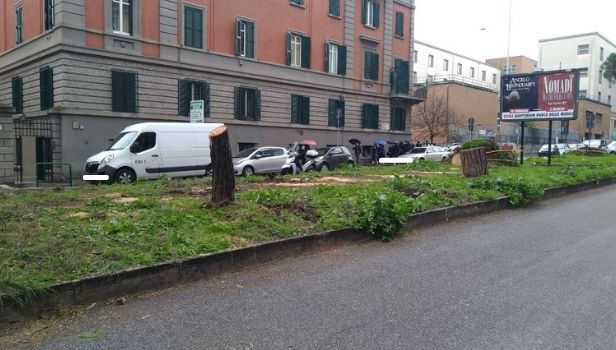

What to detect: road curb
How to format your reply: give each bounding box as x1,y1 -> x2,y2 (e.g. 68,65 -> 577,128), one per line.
2,177 -> 616,325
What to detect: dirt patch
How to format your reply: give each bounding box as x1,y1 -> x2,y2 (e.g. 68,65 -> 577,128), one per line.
396,187 -> 422,198
262,202 -> 319,221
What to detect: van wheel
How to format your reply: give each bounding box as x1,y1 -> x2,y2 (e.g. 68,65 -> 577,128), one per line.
114,167 -> 136,184
242,166 -> 255,176
205,165 -> 212,176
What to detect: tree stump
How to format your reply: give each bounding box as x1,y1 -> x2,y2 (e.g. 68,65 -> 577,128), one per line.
460,147 -> 488,177
209,125 -> 235,206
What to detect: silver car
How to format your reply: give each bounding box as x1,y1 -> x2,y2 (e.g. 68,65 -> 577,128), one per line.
233,147 -> 289,176
398,146 -> 451,162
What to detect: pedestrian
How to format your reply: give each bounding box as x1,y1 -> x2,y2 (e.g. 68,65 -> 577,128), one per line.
353,142 -> 362,164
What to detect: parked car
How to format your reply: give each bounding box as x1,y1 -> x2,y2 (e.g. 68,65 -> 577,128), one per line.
446,143 -> 462,152
583,139 -> 608,149
84,122 -> 224,184
556,143 -> 571,154
537,144 -> 560,157
607,141 -> 616,154
568,143 -> 585,151
233,147 -> 289,176
310,146 -> 355,171
398,146 -> 451,162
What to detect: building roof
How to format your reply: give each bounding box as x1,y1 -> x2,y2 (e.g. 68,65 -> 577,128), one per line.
538,32 -> 616,49
414,40 -> 499,69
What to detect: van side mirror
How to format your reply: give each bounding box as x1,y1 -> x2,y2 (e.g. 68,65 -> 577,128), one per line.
130,142 -> 141,154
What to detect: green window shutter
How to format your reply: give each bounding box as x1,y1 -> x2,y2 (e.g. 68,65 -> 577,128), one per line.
364,51 -> 372,80
127,0 -> 133,35
286,33 -> 292,65
324,43 -> 330,73
253,88 -> 261,121
124,72 -> 137,113
245,22 -> 255,58
185,7 -> 203,49
372,53 -> 379,80
361,0 -> 367,25
291,95 -> 299,123
235,20 -> 242,56
395,12 -> 404,37
338,45 -> 347,76
301,96 -> 310,125
371,105 -> 379,129
39,67 -> 54,110
328,100 -> 336,126
12,77 -> 23,113
178,80 -> 189,116
234,87 -> 242,119
112,71 -> 123,112
184,7 -> 192,47
373,2 -> 380,28
301,36 -> 311,69
202,81 -> 210,118
338,101 -> 345,127
362,104 -> 369,128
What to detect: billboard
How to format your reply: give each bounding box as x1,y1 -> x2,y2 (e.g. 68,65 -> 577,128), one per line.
500,70 -> 579,122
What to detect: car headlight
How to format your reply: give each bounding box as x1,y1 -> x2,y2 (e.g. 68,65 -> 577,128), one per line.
98,154 -> 114,170
233,159 -> 244,166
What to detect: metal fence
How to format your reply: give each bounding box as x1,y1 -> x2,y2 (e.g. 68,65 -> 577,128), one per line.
36,163 -> 73,187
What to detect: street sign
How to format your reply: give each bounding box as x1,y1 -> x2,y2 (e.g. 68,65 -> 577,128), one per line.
468,118 -> 475,132
190,100 -> 204,123
585,111 -> 596,129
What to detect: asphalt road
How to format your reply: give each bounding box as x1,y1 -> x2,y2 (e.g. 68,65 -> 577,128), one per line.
11,184 -> 616,350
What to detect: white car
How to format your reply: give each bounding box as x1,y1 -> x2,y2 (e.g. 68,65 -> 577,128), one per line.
556,143 -> 571,154
607,141 -> 616,154
398,146 -> 451,162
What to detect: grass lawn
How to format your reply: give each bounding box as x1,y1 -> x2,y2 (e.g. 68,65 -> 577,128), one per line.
2,154 -> 616,304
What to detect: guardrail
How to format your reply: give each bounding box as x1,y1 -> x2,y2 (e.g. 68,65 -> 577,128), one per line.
36,162 -> 73,187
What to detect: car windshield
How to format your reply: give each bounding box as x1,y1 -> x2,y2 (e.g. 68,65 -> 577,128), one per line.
539,145 -> 555,151
233,148 -> 257,158
410,147 -> 427,154
316,148 -> 330,156
107,131 -> 137,150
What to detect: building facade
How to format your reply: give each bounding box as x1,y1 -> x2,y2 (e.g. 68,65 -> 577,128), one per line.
485,56 -> 537,75
538,32 -> 616,141
413,40 -> 500,91
0,0 -> 423,183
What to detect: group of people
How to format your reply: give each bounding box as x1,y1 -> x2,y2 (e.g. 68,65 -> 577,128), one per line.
350,140 -> 437,164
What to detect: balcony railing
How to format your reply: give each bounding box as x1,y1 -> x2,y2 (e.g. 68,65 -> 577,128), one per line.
415,74 -> 499,92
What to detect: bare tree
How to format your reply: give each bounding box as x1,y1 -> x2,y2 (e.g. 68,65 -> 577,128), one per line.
412,86 -> 459,144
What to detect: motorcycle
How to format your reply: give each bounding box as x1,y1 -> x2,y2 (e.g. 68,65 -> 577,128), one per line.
281,142 -> 301,175
301,149 -> 320,172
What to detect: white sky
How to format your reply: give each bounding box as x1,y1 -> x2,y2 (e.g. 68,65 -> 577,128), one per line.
414,0 -> 616,62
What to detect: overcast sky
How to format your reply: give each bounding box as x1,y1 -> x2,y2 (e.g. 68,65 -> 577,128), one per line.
414,0 -> 616,62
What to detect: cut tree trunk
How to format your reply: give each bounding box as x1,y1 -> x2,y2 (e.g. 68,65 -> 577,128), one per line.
209,125 -> 235,206
460,147 -> 488,177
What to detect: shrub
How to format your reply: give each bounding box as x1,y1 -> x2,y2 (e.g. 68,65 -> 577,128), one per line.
354,190 -> 412,242
462,138 -> 498,151
470,176 -> 543,207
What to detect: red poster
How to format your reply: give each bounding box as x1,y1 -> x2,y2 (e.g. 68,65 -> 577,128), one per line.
537,72 -> 577,112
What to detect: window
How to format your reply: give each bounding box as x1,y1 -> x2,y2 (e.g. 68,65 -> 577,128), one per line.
132,132 -> 156,153
12,77 -> 23,114
328,0 -> 340,16
579,90 -> 587,98
362,0 -> 379,28
325,42 -> 347,75
395,12 -> 404,37
234,87 -> 260,121
391,59 -> 410,93
291,95 -> 310,125
391,107 -> 406,131
412,71 -> 417,83
503,65 -> 517,74
112,0 -> 133,35
44,0 -> 55,31
111,70 -> 137,113
579,68 -> 588,78
457,63 -> 462,75
577,44 -> 589,55
290,0 -> 304,5
178,80 -> 210,117
364,50 -> 379,81
427,74 -> 433,82
492,73 -> 497,84
184,6 -> 203,49
599,70 -> 603,84
236,19 -> 255,58
428,55 -> 434,67
481,70 -> 486,82
15,4 -> 23,44
601,47 -> 604,61
287,33 -> 311,68
609,95 -> 612,105
610,79 -> 613,88
598,92 -> 602,101
470,67 -> 475,78
39,67 -> 54,110
413,50 -> 418,63
443,59 -> 449,71
328,99 -> 345,127
362,104 -> 379,129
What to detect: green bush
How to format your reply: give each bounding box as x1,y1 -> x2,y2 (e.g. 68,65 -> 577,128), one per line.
462,138 -> 498,151
354,190 -> 412,242
469,176 -> 543,207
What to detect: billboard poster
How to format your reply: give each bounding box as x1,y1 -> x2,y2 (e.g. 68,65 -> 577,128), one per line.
501,70 -> 579,122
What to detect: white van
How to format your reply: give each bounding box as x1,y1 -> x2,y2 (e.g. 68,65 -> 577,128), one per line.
84,122 -> 223,183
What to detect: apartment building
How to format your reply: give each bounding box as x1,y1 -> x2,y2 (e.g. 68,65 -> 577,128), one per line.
538,32 -> 616,141
485,55 -> 537,75
0,0 -> 423,183
413,40 -> 500,91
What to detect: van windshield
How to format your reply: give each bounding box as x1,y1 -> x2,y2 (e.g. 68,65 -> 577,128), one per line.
107,131 -> 137,150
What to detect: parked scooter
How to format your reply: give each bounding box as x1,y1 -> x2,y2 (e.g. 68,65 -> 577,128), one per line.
282,142 -> 301,175
301,149 -> 320,172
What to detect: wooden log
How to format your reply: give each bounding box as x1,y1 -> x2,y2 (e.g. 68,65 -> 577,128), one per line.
460,147 -> 488,177
209,125 -> 235,206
